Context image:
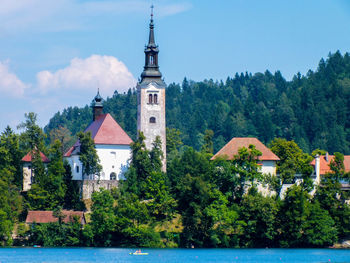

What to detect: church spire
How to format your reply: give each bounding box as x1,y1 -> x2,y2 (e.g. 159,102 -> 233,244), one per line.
140,5 -> 162,82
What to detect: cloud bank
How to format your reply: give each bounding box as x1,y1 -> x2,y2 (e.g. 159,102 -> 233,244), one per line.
0,55 -> 137,131
0,61 -> 29,97
37,55 -> 137,95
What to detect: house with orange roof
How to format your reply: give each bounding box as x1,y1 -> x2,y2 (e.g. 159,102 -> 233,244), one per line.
310,153 -> 350,186
212,137 -> 280,196
26,210 -> 86,225
64,92 -> 133,199
211,137 -> 280,176
21,151 -> 50,191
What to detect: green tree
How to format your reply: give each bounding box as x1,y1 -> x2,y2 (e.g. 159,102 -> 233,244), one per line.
201,129 -> 214,154
239,193 -> 278,247
63,160 -> 85,210
90,189 -> 116,246
315,152 -> 350,239
269,138 -> 313,194
77,131 -> 102,178
166,128 -> 182,155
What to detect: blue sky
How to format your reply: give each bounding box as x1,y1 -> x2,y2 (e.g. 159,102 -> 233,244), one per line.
1,0 -> 350,131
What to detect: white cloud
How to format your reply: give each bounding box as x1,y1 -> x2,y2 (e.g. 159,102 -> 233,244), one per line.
36,55 -> 137,95
0,61 -> 29,97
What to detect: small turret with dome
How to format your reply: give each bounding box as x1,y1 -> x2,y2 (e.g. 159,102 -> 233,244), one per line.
91,90 -> 104,121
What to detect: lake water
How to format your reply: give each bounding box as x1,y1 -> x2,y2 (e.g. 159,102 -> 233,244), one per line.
0,248 -> 349,263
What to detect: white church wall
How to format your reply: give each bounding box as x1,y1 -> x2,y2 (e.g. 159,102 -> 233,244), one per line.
66,144 -> 130,181
95,144 -> 131,180
66,155 -> 83,180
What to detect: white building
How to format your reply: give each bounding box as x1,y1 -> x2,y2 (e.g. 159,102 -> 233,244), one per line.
64,92 -> 133,198
212,137 -> 280,175
21,151 -> 50,191
211,137 -> 280,196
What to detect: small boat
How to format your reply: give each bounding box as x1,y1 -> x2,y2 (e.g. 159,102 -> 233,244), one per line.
129,250 -> 148,255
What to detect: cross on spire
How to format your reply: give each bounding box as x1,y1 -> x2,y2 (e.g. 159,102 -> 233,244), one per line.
151,4 -> 154,19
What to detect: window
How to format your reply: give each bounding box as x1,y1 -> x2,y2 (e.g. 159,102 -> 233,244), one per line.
154,94 -> 158,104
150,117 -> 156,123
76,166 -> 79,173
149,55 -> 154,65
110,172 -> 117,180
149,94 -> 153,104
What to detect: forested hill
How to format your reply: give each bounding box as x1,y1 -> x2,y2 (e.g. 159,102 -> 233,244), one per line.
45,51 -> 350,154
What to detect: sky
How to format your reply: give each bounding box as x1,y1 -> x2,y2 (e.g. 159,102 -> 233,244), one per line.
1,0 -> 350,131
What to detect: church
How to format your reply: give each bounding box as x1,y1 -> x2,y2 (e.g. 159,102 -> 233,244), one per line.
63,12 -> 167,198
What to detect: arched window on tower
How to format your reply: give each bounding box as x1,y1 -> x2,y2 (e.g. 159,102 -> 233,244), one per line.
149,94 -> 153,104
154,94 -> 158,104
150,117 -> 156,123
149,55 -> 154,65
110,172 -> 116,180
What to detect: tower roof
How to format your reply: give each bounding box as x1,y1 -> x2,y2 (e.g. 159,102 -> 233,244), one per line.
140,6 -> 163,83
64,114 -> 133,157
91,90 -> 103,108
211,137 -> 280,161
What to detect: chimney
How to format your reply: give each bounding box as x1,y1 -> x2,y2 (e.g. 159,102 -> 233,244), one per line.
315,154 -> 321,185
325,152 -> 329,162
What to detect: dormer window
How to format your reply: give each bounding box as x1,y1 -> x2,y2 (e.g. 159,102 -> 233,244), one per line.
150,117 -> 156,123
149,94 -> 153,104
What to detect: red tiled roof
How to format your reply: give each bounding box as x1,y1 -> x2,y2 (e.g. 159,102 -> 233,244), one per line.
64,146 -> 75,157
64,113 -> 133,157
21,151 -> 49,163
310,155 -> 350,174
26,210 -> 85,224
211,137 -> 280,161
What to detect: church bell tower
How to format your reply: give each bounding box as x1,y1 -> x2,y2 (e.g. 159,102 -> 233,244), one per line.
137,7 -> 166,171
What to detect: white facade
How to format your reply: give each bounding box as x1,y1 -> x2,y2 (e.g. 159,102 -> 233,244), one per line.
65,144 -> 131,181
260,160 -> 278,176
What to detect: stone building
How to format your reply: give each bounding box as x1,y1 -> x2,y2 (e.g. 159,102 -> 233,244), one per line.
22,151 -> 50,191
137,11 -> 166,171
64,92 -> 133,199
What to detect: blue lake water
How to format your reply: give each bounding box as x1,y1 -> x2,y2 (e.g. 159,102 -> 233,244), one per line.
0,248 -> 349,263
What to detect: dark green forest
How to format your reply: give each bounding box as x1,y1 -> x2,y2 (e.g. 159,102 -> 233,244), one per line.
45,51 -> 350,155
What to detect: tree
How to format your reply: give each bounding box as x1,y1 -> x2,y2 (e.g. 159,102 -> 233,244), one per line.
48,126 -> 73,154
0,127 -> 23,187
201,129 -> 214,154
315,152 -> 350,239
90,189 -> 116,246
239,193 -> 278,247
27,140 -> 67,210
63,160 -> 85,210
46,140 -> 66,207
166,128 -> 182,155
231,145 -> 263,202
269,138 -> 313,194
18,112 -> 46,152
77,131 -> 102,178
279,185 -> 310,247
